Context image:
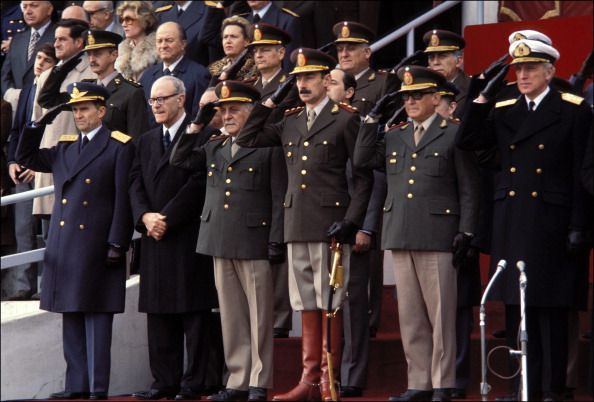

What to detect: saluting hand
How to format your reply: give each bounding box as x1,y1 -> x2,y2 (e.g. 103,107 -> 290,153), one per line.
142,212 -> 167,241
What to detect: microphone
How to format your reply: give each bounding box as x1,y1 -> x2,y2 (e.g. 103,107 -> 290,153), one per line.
480,259 -> 506,306
517,260 -> 527,288
516,260 -> 525,272
496,259 -> 507,272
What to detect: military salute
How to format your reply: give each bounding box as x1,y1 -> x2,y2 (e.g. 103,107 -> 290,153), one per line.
15,82 -> 134,400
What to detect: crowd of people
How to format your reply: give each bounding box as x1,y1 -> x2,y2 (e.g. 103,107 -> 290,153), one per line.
1,1 -> 593,402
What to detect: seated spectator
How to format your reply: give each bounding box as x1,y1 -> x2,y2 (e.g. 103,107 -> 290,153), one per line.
61,5 -> 89,23
115,1 -> 159,82
83,1 -> 125,36
208,16 -> 257,82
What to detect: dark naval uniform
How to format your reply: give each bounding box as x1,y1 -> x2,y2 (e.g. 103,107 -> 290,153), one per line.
15,83 -> 134,397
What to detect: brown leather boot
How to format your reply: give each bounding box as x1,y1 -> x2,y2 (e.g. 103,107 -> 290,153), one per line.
320,310 -> 343,401
273,310 -> 323,401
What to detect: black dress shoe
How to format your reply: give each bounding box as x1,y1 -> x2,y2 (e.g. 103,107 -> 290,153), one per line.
7,290 -> 32,301
389,389 -> 433,401
133,389 -> 177,400
175,388 -> 200,400
432,388 -> 451,402
449,388 -> 466,399
208,388 -> 249,401
273,328 -> 289,338
50,391 -> 90,399
247,387 -> 267,401
89,392 -> 108,400
340,386 -> 363,397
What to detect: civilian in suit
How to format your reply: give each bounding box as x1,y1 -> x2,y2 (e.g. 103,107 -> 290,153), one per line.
3,43 -> 57,301
171,81 -> 287,402
140,22 -> 210,129
354,67 -> 480,402
82,1 -> 124,36
129,76 -> 217,401
83,30 -> 149,138
457,39 -> 592,401
155,0 -> 216,68
16,82 -> 134,400
424,30 -> 470,119
1,1 -> 54,107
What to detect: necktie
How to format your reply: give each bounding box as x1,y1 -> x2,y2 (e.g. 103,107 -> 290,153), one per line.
163,68 -> 172,76
253,13 -> 261,23
81,135 -> 89,152
414,124 -> 425,146
307,109 -> 317,131
231,140 -> 240,157
528,101 -> 535,112
163,130 -> 171,149
27,31 -> 40,62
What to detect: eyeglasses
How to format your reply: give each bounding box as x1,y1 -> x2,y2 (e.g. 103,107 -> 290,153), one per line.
401,92 -> 433,102
86,8 -> 107,18
119,16 -> 138,25
148,93 -> 180,106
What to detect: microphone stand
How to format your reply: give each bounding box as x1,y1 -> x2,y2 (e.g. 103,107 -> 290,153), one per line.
509,261 -> 528,401
480,259 -> 507,399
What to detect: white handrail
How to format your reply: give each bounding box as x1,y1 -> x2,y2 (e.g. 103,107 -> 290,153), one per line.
1,185 -> 54,206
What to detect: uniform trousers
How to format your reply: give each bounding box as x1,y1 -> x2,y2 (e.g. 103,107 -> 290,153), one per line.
271,260 -> 292,331
287,242 -> 351,311
147,312 -> 211,392
213,257 -> 273,390
62,312 -> 114,393
391,250 -> 457,390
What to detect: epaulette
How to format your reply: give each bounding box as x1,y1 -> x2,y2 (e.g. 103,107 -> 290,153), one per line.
338,102 -> 358,113
59,134 -> 78,142
204,1 -> 220,8
282,8 -> 299,17
155,4 -> 173,13
121,76 -> 142,87
495,99 -> 517,108
449,117 -> 461,125
285,106 -> 304,116
561,92 -> 584,105
111,131 -> 132,143
208,133 -> 229,142
387,121 -> 408,132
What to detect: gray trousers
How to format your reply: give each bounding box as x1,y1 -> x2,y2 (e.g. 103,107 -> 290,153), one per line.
271,260 -> 292,331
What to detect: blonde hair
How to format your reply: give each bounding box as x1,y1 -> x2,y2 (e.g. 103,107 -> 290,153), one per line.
221,15 -> 252,40
116,1 -> 158,34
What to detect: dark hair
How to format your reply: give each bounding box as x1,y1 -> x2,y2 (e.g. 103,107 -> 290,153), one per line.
342,70 -> 357,91
36,42 -> 57,63
55,18 -> 90,39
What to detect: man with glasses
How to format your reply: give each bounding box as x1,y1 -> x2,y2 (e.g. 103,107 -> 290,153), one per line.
82,1 -> 124,37
354,66 -> 479,402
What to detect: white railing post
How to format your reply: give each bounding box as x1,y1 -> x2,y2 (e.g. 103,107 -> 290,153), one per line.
407,28 -> 415,56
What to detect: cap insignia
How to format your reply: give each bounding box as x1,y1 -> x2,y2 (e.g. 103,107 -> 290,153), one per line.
297,51 -> 306,67
254,28 -> 262,41
403,71 -> 413,86
221,83 -> 230,99
430,32 -> 439,47
87,32 -> 95,46
514,43 -> 530,57
513,33 -> 526,41
341,24 -> 350,38
70,87 -> 88,100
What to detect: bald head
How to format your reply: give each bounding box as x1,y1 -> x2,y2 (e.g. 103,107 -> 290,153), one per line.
156,22 -> 187,65
62,5 -> 89,23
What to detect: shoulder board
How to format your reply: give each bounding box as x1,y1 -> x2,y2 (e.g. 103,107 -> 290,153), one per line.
387,121 -> 408,132
561,92 -> 584,105
495,99 -> 517,108
449,117 -> 461,125
111,131 -> 132,143
282,8 -> 299,17
368,72 -> 376,81
338,102 -> 358,113
155,4 -> 173,13
208,134 -> 229,142
506,81 -> 517,86
121,76 -> 141,87
59,134 -> 78,142
204,1 -> 219,8
285,106 -> 304,116
243,76 -> 258,83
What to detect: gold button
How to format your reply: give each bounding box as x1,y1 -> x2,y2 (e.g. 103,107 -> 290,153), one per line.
509,190 -> 516,197
407,193 -> 413,199
227,166 -> 233,172
536,168 -> 542,174
408,179 -> 414,185
323,140 -> 328,145
335,202 -> 340,206
224,204 -> 229,209
301,184 -> 307,189
225,178 -> 231,184
288,141 -> 293,146
208,171 -> 213,177
410,166 -> 416,172
446,209 -> 451,214
538,144 -> 544,150
302,155 -> 308,161
434,152 -> 439,156
510,167 -> 517,173
225,191 -> 231,197
510,144 -> 516,150
411,153 -> 417,159
248,167 -> 254,172
287,151 -> 292,157
389,158 -> 397,164
210,163 -> 215,168
79,224 -> 85,230
304,141 -> 309,147
262,221 -> 267,226
85,178 -> 92,184
301,169 -> 307,175
392,151 -> 397,156
82,201 -> 88,206
62,198 -> 67,205
531,191 -> 538,198
60,220 -> 65,227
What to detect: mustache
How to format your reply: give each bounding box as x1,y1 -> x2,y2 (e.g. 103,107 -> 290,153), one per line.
90,63 -> 99,68
299,89 -> 312,95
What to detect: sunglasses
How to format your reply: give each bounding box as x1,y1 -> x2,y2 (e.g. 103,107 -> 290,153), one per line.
119,16 -> 138,25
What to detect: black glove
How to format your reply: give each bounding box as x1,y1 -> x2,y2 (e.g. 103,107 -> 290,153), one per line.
459,246 -> 480,271
482,54 -> 509,81
480,64 -> 509,101
368,91 -> 399,121
391,50 -> 425,73
269,75 -> 296,105
222,48 -> 250,80
268,242 -> 286,264
567,229 -> 588,256
452,232 -> 473,268
192,102 -> 217,126
327,220 -> 357,243
106,245 -> 125,267
33,103 -> 65,127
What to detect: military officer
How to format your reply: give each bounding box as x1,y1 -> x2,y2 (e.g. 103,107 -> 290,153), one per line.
333,21 -> 387,116
236,48 -> 373,401
457,38 -> 592,401
83,29 -> 149,138
170,81 -> 286,402
354,66 -> 479,402
15,82 -> 135,400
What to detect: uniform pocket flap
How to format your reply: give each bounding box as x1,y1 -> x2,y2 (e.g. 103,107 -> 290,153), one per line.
283,193 -> 292,208
542,191 -> 571,206
493,189 -> 507,201
425,147 -> 449,159
429,199 -> 460,215
383,198 -> 393,212
246,213 -> 270,228
200,209 -> 211,222
320,192 -> 350,207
